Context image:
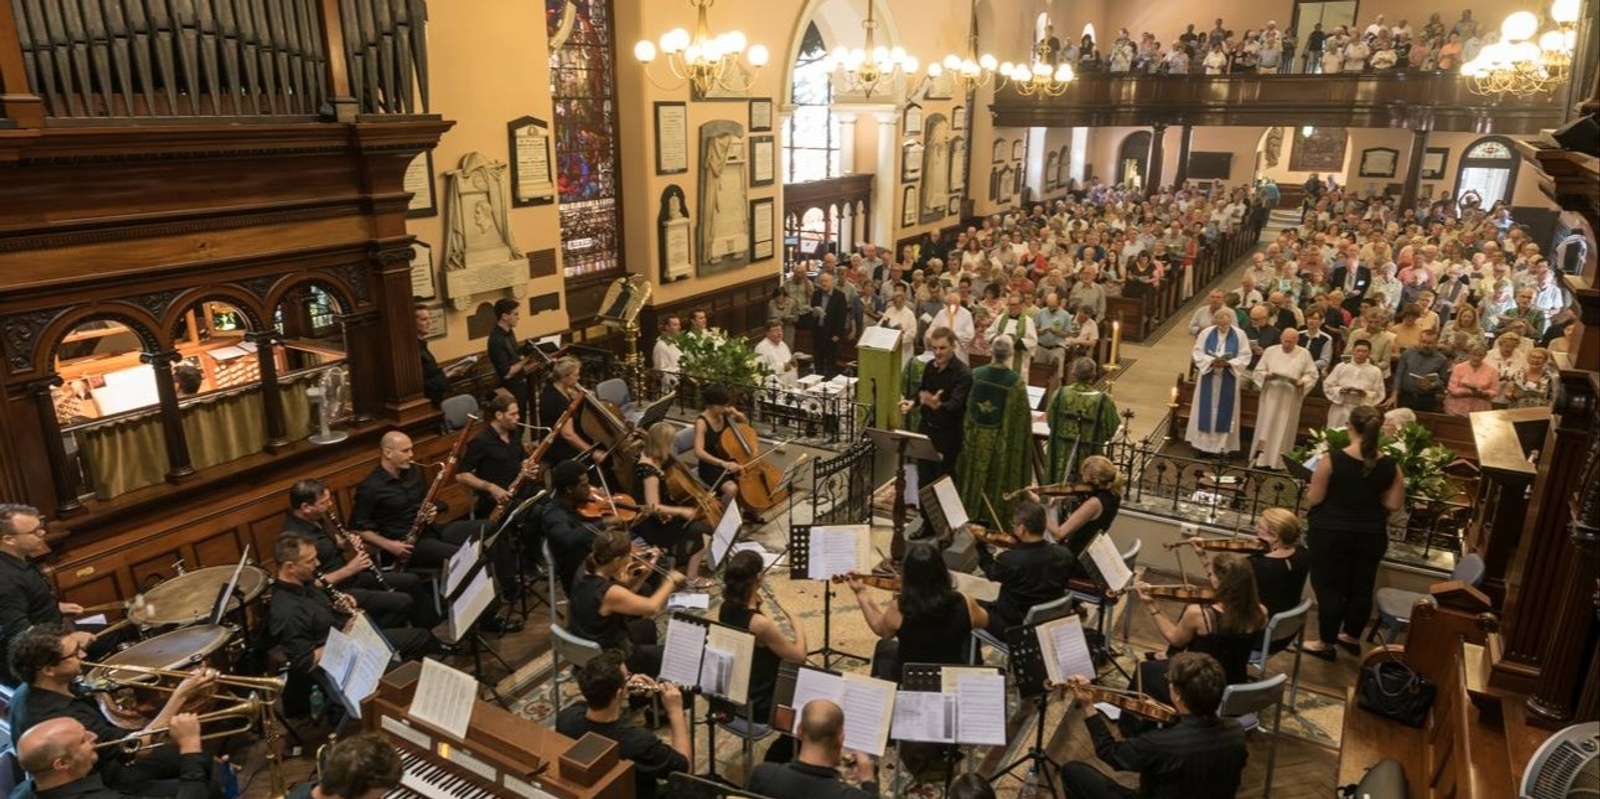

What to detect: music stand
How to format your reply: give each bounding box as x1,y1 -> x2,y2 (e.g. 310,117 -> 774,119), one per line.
990,622 -> 1064,799
487,489 -> 551,615
438,556 -> 513,705
1076,536 -> 1134,683
864,427 -> 937,563
788,526 -> 868,669
898,664 -> 981,794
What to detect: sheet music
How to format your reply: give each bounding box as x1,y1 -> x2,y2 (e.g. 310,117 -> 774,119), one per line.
667,592 -> 711,610
954,673 -> 1007,746
1085,534 -> 1132,592
1038,615 -> 1096,684
699,648 -> 734,700
937,665 -> 998,694
409,658 -> 478,740
950,572 -> 1000,603
807,525 -> 867,580
709,499 -> 742,569
349,611 -> 396,661
322,623 -> 387,718
840,673 -> 896,757
788,667 -> 842,734
444,540 -> 480,598
929,477 -> 969,529
659,617 -> 707,688
703,624 -> 756,704
318,627 -> 357,696
447,568 -> 496,643
857,325 -> 901,351
76,614 -> 107,627
891,691 -> 956,744
730,542 -> 783,570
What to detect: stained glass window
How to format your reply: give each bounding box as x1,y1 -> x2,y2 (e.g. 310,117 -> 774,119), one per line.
785,23 -> 841,184
548,0 -> 623,279
1465,139 -> 1513,160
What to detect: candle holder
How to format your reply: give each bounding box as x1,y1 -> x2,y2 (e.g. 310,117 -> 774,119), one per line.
1165,395 -> 1181,445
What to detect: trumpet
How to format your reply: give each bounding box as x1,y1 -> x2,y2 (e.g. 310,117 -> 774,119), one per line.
94,696 -> 265,756
79,662 -> 286,696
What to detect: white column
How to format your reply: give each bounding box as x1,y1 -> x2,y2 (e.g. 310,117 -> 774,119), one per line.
1070,126 -> 1089,184
1026,126 -> 1048,199
778,106 -> 795,183
872,109 -> 897,247
835,112 -> 858,175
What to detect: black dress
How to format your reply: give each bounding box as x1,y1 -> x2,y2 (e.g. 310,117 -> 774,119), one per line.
539,383 -> 583,466
1062,488 -> 1121,556
696,413 -> 732,486
718,604 -> 782,721
569,571 -> 662,676
632,462 -> 708,562
1251,548 -> 1311,618
873,591 -> 972,683
1139,605 -> 1261,706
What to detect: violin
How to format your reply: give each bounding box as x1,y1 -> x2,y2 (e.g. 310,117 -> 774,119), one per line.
1162,536 -> 1268,554
621,547 -> 674,585
576,488 -> 651,523
831,572 -> 902,592
719,418 -> 789,511
1060,683 -> 1179,724
1141,584 -> 1218,603
966,524 -> 1022,548
1005,482 -> 1097,501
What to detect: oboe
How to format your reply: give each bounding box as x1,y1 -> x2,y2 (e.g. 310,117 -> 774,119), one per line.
324,513 -> 392,591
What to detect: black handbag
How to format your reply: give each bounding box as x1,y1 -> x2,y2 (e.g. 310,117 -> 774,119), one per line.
1357,651 -> 1436,728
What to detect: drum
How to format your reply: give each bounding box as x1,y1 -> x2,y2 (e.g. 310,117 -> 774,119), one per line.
127,565 -> 269,628
86,624 -> 235,729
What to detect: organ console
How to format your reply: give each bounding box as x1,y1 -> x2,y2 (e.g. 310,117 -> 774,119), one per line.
366,662 -> 635,799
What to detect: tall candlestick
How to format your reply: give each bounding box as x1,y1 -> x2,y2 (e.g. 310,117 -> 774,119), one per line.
1110,320 -> 1122,367
1169,386 -> 1179,405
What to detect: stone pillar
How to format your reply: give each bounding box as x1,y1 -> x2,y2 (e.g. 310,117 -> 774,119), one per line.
1147,123 -> 1168,190
140,350 -> 195,481
1173,124 -> 1194,187
26,376 -> 83,516
1400,128 -> 1430,210
248,331 -> 290,450
873,110 -> 898,247
836,112 -> 858,175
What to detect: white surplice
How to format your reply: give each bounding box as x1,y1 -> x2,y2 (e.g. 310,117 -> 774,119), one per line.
1250,345 -> 1319,469
1185,325 -> 1252,454
1322,360 -> 1385,429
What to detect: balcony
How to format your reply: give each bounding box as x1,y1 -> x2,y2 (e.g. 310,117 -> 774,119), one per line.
991,71 -> 1569,133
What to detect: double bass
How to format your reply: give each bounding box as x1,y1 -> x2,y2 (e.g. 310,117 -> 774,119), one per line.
719,419 -> 789,511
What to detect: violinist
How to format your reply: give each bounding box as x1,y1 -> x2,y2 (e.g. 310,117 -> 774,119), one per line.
1132,553 -> 1266,706
1184,507 -> 1309,620
719,550 -> 808,764
539,357 -> 602,469
1058,652 -> 1248,799
690,385 -> 743,509
848,543 -> 987,683
1042,455 -> 1123,557
568,527 -> 686,677
635,422 -> 713,588
539,461 -> 602,594
973,499 -> 1074,636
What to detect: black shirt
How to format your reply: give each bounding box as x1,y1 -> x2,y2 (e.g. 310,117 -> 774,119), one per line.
419,338 -> 449,407
350,464 -> 428,541
538,384 -> 583,466
459,424 -> 526,516
555,705 -> 687,799
568,573 -> 627,652
281,512 -> 348,574
539,502 -> 594,593
979,541 -> 1074,630
1082,712 -> 1248,799
1064,489 -> 1121,555
8,682 -> 122,746
9,752 -> 212,799
267,581 -> 348,673
748,760 -> 878,799
896,591 -> 972,679
1251,548 -> 1312,617
487,325 -> 527,400
909,357 -> 972,435
718,605 -> 781,720
1307,450 -> 1399,534
0,551 -> 62,684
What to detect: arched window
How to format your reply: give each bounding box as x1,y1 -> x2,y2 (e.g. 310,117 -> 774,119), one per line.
549,0 -> 624,280
785,22 -> 841,184
1455,136 -> 1519,207
1117,131 -> 1152,187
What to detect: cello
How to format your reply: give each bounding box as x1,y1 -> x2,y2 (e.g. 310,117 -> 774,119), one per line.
719,419 -> 789,511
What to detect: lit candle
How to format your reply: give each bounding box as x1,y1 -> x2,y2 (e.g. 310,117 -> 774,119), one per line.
1170,386 -> 1179,405
1110,320 -> 1121,366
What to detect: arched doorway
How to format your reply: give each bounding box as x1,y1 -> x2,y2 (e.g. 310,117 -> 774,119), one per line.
1455,136 -> 1519,208
1117,131 -> 1152,188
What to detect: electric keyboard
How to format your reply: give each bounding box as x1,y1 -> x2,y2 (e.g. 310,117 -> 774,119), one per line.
388,750 -> 497,799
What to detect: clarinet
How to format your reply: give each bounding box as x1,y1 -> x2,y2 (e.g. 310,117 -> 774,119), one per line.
315,572 -> 361,617
324,513 -> 392,591
397,418 -> 477,568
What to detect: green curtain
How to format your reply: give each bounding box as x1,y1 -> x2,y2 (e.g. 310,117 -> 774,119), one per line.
181,389 -> 266,471
80,413 -> 169,499
279,370 -> 318,440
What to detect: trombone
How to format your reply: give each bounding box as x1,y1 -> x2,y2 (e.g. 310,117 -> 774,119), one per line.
93,696 -> 266,757
79,661 -> 285,696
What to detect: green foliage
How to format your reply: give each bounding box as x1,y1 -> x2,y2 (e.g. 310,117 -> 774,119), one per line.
1289,421 -> 1461,502
675,328 -> 771,390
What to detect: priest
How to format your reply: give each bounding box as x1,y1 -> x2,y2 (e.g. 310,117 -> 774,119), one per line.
955,336 -> 1033,529
1250,329 -> 1319,470
1044,357 -> 1121,484
1185,309 -> 1252,456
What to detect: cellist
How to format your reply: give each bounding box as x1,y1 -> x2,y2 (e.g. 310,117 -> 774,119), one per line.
691,385 -> 744,510
635,422 -> 714,588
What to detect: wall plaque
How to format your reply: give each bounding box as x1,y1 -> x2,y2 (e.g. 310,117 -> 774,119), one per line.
507,116 -> 555,207
404,150 -> 437,218
658,186 -> 693,282
655,101 -> 689,175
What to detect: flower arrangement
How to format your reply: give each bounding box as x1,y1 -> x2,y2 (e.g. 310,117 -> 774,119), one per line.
675,328 -> 771,391
1290,421 -> 1461,502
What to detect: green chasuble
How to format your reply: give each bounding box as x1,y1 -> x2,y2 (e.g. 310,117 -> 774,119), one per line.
1044,381 -> 1120,484
954,364 -> 1033,527
899,356 -> 928,432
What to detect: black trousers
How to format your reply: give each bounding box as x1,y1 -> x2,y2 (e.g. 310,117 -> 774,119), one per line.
915,427 -> 963,535
814,333 -> 839,378
1309,525 -> 1387,642
622,617 -> 663,677
1060,761 -> 1136,799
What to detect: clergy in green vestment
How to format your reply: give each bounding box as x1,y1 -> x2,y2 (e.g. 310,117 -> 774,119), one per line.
899,352 -> 927,432
1044,356 -> 1121,484
954,336 -> 1034,528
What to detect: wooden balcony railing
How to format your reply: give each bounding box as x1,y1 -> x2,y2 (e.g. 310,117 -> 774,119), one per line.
0,0 -> 426,123
992,71 -> 1568,134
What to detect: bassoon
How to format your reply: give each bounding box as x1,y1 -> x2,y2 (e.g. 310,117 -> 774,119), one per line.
396,418 -> 476,568
487,392 -> 582,525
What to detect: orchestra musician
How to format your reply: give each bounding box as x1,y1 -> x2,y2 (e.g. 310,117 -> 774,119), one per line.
555,651 -> 689,799
6,623 -> 216,795
453,390 -> 540,620
538,357 -> 602,469
281,479 -> 430,629
635,422 -> 713,587
747,699 -> 878,799
1132,553 -> 1267,707
416,304 -> 471,408
1184,507 -> 1310,620
719,550 -> 808,764
1042,455 -> 1124,556
284,734 -> 402,799
1,504 -> 93,686
1057,652 -> 1249,799
848,543 -> 988,683
973,499 -> 1075,636
12,713 -> 208,799
567,527 -> 686,678
267,534 -> 442,679
538,460 -> 601,594
691,385 -> 745,510
349,432 -> 469,572
486,298 -> 535,410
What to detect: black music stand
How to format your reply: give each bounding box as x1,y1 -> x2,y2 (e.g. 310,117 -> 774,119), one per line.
488,489 -> 551,617
439,556 -> 514,706
899,663 -> 965,795
1076,536 -> 1134,683
789,526 -> 868,670
990,623 -> 1062,799
864,427 -> 937,563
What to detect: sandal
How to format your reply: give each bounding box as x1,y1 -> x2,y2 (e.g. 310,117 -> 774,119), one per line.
686,577 -> 718,590
1293,642 -> 1337,662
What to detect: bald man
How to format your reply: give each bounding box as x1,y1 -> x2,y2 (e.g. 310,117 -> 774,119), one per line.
747,700 -> 877,799
12,713 -> 206,799
348,431 -> 470,572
